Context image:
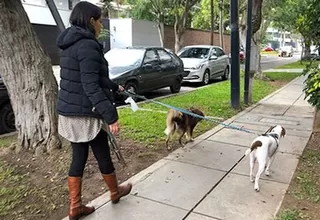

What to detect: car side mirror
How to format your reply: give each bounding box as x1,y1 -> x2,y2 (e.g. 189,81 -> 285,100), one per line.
210,55 -> 218,60
143,63 -> 153,70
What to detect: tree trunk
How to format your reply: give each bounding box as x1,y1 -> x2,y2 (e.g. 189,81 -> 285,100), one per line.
157,22 -> 164,47
300,44 -> 304,64
0,0 -> 61,154
174,18 -> 184,53
313,109 -> 320,132
174,29 -> 182,53
219,0 -> 224,48
304,43 -> 311,57
173,0 -> 192,53
250,36 -> 262,76
240,25 -> 246,50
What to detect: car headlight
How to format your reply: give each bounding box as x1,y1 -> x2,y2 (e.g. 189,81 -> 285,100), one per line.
192,63 -> 205,70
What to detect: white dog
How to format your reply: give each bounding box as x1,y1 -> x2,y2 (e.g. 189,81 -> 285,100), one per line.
245,125 -> 286,192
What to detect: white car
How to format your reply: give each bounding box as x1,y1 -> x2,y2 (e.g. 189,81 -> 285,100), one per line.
177,45 -> 230,85
278,45 -> 294,57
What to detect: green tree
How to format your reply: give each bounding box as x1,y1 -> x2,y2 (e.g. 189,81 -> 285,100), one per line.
101,0 -> 124,17
305,0 -> 320,50
301,0 -> 320,119
271,0 -> 313,57
192,0 -> 230,31
124,0 -> 173,47
172,0 -> 202,52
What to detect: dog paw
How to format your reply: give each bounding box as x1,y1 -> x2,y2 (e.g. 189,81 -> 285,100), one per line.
250,179 -> 254,183
254,187 -> 260,192
265,171 -> 270,176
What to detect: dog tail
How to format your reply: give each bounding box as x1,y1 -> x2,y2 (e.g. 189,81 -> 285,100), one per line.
164,109 -> 181,135
164,126 -> 173,135
164,119 -> 176,135
245,140 -> 263,156
245,148 -> 251,156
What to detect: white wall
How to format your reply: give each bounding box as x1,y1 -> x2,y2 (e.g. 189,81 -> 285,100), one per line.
22,1 -> 72,27
132,20 -> 161,47
110,18 -> 133,48
109,19 -> 161,49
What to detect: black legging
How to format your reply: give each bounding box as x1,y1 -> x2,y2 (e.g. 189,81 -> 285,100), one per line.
69,129 -> 115,177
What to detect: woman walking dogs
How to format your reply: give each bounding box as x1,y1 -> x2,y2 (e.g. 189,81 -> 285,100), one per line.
56,2 -> 132,219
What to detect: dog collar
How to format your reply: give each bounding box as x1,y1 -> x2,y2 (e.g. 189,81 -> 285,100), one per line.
262,133 -> 279,148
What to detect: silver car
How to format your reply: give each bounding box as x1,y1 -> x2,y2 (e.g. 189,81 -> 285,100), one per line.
178,45 -> 230,85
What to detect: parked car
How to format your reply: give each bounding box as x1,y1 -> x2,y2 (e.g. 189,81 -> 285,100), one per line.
278,45 -> 293,57
177,45 -> 230,85
264,46 -> 274,52
105,46 -> 186,98
228,47 -> 245,64
0,76 -> 15,134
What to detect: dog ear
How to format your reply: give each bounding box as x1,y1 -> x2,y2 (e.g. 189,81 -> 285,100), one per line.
281,127 -> 286,137
265,126 -> 275,134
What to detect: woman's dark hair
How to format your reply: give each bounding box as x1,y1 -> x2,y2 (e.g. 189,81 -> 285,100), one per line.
69,1 -> 102,35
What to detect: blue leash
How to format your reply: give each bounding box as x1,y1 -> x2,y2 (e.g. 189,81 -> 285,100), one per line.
120,91 -> 260,136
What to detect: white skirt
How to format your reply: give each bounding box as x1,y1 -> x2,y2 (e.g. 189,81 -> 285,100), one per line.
58,115 -> 105,143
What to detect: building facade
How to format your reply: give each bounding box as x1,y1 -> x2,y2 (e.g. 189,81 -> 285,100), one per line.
22,0 -> 80,64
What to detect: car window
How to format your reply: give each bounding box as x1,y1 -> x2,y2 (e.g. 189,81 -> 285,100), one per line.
216,48 -> 225,57
210,48 -> 218,57
105,48 -> 144,67
143,50 -> 159,65
157,49 -> 172,63
170,54 -> 181,66
179,48 -> 210,59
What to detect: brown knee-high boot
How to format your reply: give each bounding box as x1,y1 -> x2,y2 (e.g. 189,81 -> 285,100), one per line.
68,177 -> 95,220
102,172 -> 132,203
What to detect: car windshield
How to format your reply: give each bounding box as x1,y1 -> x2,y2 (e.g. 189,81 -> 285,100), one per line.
105,48 -> 145,67
178,47 -> 210,59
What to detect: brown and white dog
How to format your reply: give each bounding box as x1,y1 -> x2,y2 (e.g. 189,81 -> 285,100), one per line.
245,125 -> 286,192
164,107 -> 204,150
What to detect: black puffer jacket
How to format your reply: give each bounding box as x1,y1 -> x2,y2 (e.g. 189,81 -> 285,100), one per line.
56,26 -> 119,124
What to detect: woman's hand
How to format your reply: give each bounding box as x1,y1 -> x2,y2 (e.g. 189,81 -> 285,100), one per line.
109,120 -> 120,135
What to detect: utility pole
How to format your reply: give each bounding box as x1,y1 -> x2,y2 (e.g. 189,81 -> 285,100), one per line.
230,0 -> 240,109
244,0 -> 253,104
219,0 -> 224,48
46,0 -> 65,32
210,0 -> 214,45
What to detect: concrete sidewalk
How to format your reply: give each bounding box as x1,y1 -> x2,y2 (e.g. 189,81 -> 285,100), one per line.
68,75 -> 313,220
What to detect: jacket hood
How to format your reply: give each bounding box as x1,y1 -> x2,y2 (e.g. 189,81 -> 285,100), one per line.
56,26 -> 97,49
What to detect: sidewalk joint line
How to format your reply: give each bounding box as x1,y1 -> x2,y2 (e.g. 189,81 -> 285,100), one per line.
133,194 -> 189,211
191,212 -> 223,220
204,139 -> 249,148
182,154 -> 246,220
163,157 -> 235,173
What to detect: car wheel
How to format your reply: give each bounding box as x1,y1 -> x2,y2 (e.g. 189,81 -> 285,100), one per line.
125,82 -> 139,101
202,70 -> 210,85
0,103 -> 15,134
222,67 -> 230,80
170,78 -> 181,93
